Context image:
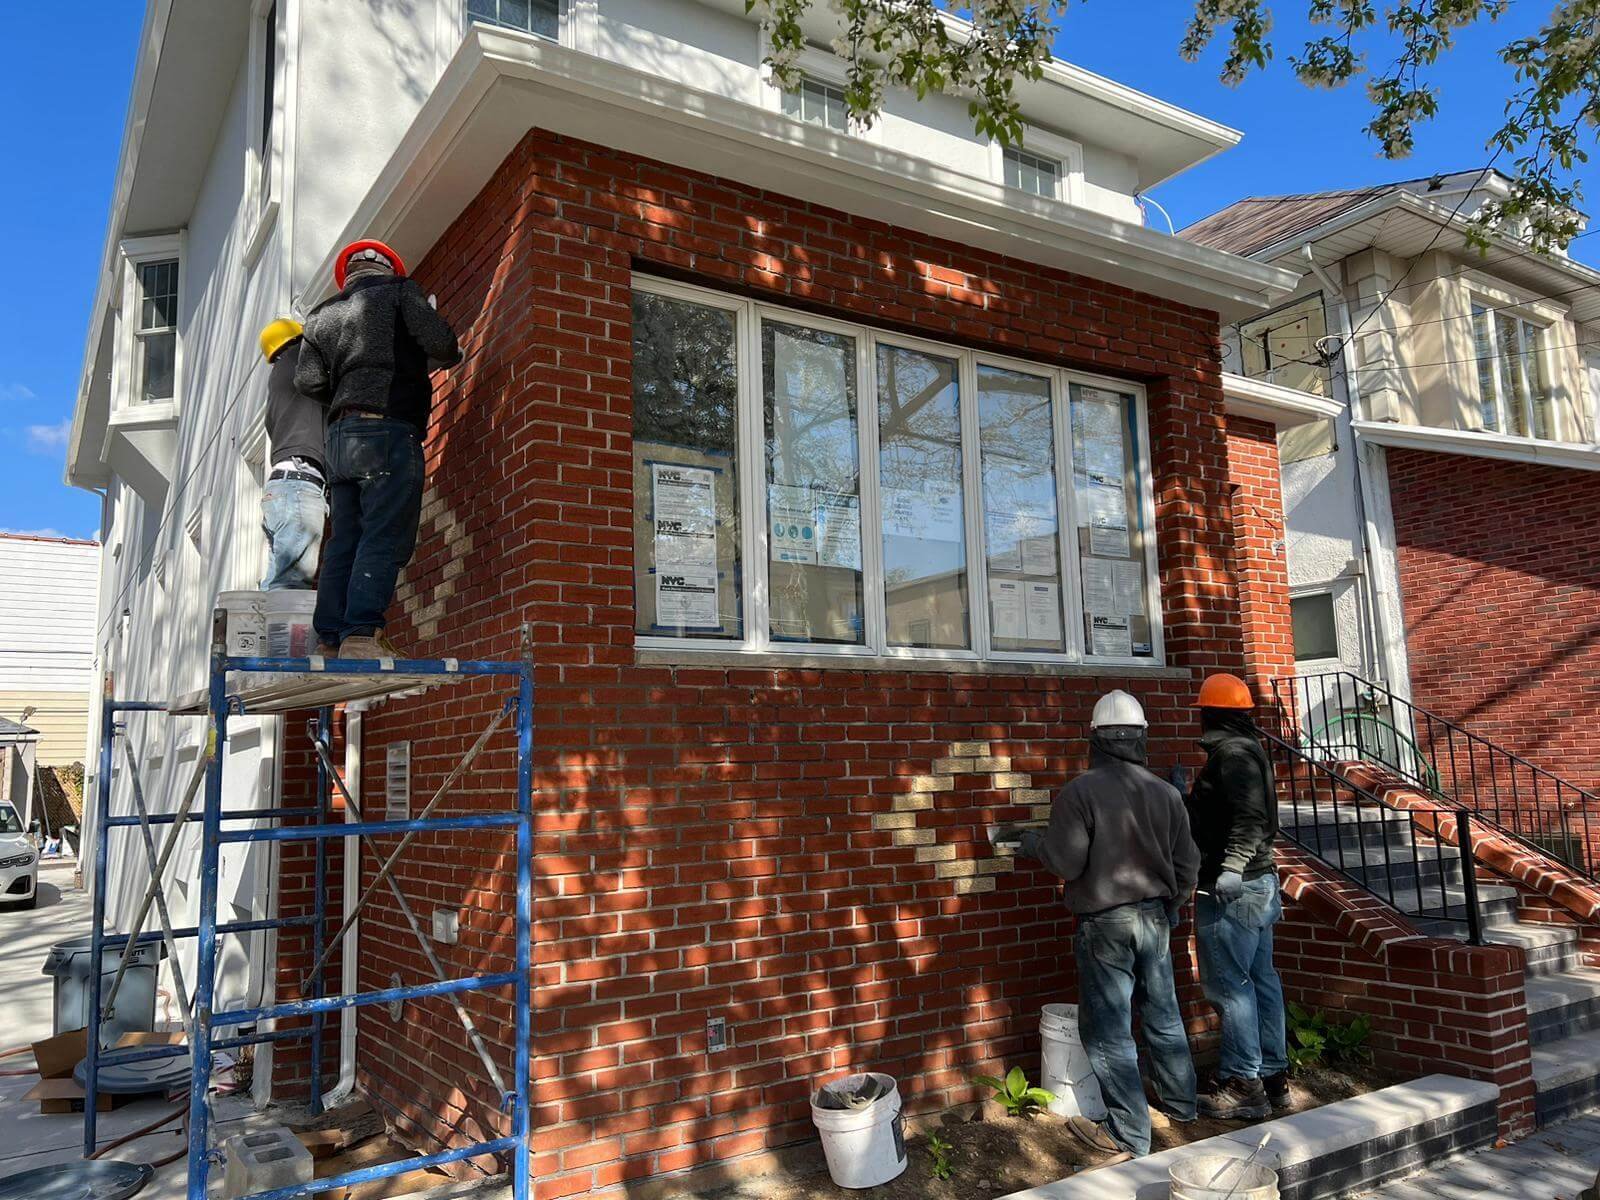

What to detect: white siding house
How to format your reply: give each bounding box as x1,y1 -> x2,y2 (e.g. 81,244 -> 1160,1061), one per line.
0,534 -> 100,766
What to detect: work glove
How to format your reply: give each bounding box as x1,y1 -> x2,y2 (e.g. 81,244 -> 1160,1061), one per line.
987,825 -> 1029,852
1215,870 -> 1245,900
1018,828 -> 1046,863
1165,899 -> 1184,930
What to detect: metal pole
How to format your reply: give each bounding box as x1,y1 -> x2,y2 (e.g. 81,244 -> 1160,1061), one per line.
513,633 -> 535,1200
121,740 -> 195,1039
1458,812 -> 1484,946
84,692 -> 116,1157
310,706 -> 331,1115
187,612 -> 230,1200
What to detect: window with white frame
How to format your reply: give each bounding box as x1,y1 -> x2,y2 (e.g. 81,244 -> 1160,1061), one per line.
131,258 -> 179,406
467,0 -> 559,39
258,2 -> 277,206
631,277 -> 1163,663
1291,592 -> 1339,662
1003,147 -> 1061,199
1471,303 -> 1555,439
782,77 -> 850,133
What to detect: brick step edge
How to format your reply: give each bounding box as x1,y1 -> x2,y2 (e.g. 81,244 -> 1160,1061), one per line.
996,1074 -> 1499,1200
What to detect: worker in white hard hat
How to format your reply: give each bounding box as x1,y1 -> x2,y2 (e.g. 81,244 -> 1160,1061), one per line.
991,690 -> 1200,1159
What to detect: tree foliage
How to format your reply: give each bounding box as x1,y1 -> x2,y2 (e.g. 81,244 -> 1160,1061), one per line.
749,0 -> 1600,250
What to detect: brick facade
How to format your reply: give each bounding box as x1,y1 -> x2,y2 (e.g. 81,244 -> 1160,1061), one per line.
1225,416 -> 1294,710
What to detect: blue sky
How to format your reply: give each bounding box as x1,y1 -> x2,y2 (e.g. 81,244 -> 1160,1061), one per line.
0,3 -> 1591,542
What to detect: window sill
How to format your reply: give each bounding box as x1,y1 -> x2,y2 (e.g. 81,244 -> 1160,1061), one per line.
634,646 -> 1189,678
243,198 -> 279,268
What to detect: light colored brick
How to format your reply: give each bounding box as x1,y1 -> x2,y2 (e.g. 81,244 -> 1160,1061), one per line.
952,876 -> 997,895
973,756 -> 1011,772
892,794 -> 935,812
977,858 -> 1014,875
933,757 -> 975,775
892,828 -> 935,847
1030,805 -> 1053,821
872,812 -> 916,831
907,775 -> 955,793
935,859 -> 979,879
1011,788 -> 1052,804
949,741 -> 991,757
916,845 -> 957,864
991,773 -> 1033,789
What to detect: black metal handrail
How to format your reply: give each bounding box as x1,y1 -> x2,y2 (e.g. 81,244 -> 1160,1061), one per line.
1263,728 -> 1485,944
1275,670 -> 1600,883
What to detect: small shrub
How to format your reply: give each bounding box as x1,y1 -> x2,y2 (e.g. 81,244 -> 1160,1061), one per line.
926,1131 -> 954,1180
971,1065 -> 1056,1117
1287,1003 -> 1372,1073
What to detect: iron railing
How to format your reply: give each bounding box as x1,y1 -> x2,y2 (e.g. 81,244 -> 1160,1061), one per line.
1264,727 -> 1485,944
1276,670 -> 1600,883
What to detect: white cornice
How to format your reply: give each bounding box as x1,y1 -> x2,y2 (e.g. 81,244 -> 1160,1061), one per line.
1353,419 -> 1600,472
304,29 -> 1297,317
1223,373 -> 1343,428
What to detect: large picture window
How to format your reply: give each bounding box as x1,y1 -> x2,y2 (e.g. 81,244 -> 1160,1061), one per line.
1471,303 -> 1554,439
631,277 -> 1163,664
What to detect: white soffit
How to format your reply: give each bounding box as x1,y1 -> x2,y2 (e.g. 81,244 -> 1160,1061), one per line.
1223,373 -> 1343,428
1353,419 -> 1600,472
305,30 -> 1297,319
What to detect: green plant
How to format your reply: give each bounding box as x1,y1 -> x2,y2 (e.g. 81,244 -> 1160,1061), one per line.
971,1065 -> 1056,1118
926,1132 -> 954,1181
1287,1003 -> 1373,1073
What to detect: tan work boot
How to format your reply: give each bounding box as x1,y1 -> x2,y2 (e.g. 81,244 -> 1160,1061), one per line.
337,633 -> 404,660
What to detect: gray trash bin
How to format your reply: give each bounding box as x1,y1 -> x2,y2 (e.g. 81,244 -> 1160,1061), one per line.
42,935 -> 162,1046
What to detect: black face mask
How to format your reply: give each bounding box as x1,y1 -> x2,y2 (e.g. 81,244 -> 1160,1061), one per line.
1090,726 -> 1148,765
1201,708 -> 1258,738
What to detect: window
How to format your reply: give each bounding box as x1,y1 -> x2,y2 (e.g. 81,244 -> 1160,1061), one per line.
1003,147 -> 1061,199
467,0 -> 560,38
782,77 -> 850,133
631,277 -> 1163,663
1278,418 -> 1337,465
1291,593 -> 1339,662
1238,295 -> 1332,399
259,2 -> 276,204
132,259 -> 179,405
1472,303 -> 1554,439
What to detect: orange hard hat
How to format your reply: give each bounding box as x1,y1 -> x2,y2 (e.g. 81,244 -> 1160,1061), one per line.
1197,673 -> 1254,710
335,238 -> 407,290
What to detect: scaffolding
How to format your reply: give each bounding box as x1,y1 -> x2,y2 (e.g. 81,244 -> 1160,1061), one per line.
85,612 -> 533,1200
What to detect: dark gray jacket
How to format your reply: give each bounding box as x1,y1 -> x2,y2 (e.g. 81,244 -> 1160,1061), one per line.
296,274 -> 462,430
265,341 -> 325,469
1024,734 -> 1200,916
1186,713 -> 1277,887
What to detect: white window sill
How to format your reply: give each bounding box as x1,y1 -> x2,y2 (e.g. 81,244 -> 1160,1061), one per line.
634,646 -> 1187,678
243,198 -> 279,268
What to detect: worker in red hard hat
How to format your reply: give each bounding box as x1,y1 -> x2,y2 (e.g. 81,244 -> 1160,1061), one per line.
296,237 -> 462,658
1185,673 -> 1288,1122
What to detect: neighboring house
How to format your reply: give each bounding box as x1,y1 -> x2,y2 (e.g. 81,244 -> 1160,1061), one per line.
1187,171 -> 1600,791
0,533 -> 100,769
0,716 -> 40,835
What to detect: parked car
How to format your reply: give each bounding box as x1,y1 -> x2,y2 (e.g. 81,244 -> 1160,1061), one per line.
0,802 -> 37,909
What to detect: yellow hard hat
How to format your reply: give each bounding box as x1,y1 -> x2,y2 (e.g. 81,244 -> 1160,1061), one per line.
259,318 -> 304,363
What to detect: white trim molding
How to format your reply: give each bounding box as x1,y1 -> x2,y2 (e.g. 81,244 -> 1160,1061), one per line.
1352,419 -> 1600,472
1223,373 -> 1343,428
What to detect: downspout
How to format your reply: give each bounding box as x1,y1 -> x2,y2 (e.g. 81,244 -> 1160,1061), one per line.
1301,245 -> 1407,698
321,706 -> 362,1108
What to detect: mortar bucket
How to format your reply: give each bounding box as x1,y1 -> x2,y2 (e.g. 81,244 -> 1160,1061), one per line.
810,1072 -> 906,1189
1040,1003 -> 1106,1121
1169,1154 -> 1280,1200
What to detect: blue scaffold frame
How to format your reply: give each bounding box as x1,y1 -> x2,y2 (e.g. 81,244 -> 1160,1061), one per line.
84,612 -> 534,1200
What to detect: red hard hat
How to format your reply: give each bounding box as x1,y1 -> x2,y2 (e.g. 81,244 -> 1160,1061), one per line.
1197,673 -> 1254,710
335,239 -> 407,290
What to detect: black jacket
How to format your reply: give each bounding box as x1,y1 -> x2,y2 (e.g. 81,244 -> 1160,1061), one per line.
296,274 -> 462,430
1186,713 -> 1277,887
1023,732 -> 1200,916
264,341 -> 325,469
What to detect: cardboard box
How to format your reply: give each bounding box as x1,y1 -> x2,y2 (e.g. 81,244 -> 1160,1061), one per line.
24,1077 -> 113,1115
115,1030 -> 187,1047
30,1030 -> 87,1080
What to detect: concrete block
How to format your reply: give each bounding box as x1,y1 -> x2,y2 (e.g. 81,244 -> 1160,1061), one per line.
991,773 -> 1033,789
933,756 -> 975,775
949,741 -> 991,757
222,1126 -> 314,1198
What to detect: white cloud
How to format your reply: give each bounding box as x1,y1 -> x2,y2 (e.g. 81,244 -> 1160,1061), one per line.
0,527 -> 68,540
25,420 -> 72,455
0,383 -> 36,405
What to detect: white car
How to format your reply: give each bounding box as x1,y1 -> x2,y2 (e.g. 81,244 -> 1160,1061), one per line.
0,802 -> 37,909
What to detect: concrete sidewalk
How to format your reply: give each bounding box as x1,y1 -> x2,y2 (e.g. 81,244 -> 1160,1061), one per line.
1353,1114 -> 1600,1199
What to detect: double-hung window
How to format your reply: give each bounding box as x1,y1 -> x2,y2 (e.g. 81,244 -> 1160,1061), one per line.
1003,147 -> 1061,199
1472,303 -> 1554,439
467,0 -> 560,39
631,277 -> 1163,664
782,76 -> 850,133
132,259 -> 180,406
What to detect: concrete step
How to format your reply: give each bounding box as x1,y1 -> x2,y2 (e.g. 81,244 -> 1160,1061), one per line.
1396,883 -> 1521,929
1486,922 -> 1583,977
1533,1024 -> 1600,1126
1527,966 -> 1600,1046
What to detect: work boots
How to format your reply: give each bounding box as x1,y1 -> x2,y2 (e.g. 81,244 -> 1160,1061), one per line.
1198,1076 -> 1271,1121
338,633 -> 404,660
1263,1071 -> 1291,1112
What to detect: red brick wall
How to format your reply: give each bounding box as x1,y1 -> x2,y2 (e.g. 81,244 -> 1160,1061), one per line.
1225,416 -> 1293,710
328,128 -> 1264,1197
1389,448 -> 1600,794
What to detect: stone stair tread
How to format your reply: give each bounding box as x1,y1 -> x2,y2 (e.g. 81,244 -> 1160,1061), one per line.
1393,883 -> 1519,912
1532,1024 -> 1600,1091
1525,967 -> 1600,1016
1483,922 -> 1580,952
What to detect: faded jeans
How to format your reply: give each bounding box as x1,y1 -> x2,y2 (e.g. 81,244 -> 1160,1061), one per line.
1195,873 -> 1288,1082
261,477 -> 327,590
314,418 -> 425,645
1076,899 -> 1198,1156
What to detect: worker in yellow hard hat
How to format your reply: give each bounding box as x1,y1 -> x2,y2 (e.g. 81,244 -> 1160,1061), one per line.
258,318 -> 329,600
1184,672 -> 1288,1123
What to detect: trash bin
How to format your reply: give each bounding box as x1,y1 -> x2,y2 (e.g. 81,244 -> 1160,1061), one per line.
41,935 -> 162,1046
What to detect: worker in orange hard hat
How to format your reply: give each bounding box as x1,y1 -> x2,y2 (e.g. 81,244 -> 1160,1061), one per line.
1184,672 -> 1288,1123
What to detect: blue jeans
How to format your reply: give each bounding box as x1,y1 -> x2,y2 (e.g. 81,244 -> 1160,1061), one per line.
1196,874 -> 1288,1082
1075,899 -> 1198,1156
314,419 -> 425,645
261,477 -> 327,590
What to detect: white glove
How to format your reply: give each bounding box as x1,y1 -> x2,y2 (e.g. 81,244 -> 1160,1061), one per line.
1215,870 -> 1245,900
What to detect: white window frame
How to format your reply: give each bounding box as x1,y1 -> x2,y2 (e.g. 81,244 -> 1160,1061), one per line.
244,0 -> 283,262
760,44 -> 881,143
1289,587 -> 1341,666
632,275 -> 1166,668
1470,298 -> 1557,440
989,126 -> 1085,207
456,0 -> 577,51
112,233 -> 186,418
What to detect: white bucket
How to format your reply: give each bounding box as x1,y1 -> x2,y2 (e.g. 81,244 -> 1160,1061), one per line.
1041,1003 -> 1106,1121
810,1073 -> 907,1190
264,590 -> 318,659
218,591 -> 268,657
1169,1154 -> 1280,1200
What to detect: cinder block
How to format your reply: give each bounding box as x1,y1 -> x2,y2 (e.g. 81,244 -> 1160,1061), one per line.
221,1126 -> 314,1198
949,741 -> 991,757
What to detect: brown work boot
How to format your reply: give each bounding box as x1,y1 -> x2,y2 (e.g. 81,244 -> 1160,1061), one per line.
1198,1076 -> 1270,1120
1066,1115 -> 1124,1154
1263,1071 -> 1291,1112
337,633 -> 404,660
313,642 -> 340,659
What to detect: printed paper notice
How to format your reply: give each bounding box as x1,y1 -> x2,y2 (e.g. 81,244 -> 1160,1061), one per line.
815,491 -> 862,570
1112,560 -> 1145,617
1082,557 -> 1114,613
1021,535 -> 1057,577
1090,614 -> 1133,658
883,485 -> 963,544
653,463 -> 717,567
769,484 -> 817,565
1075,390 -> 1127,478
1024,582 -> 1063,644
989,578 -> 1027,641
1089,521 -> 1130,559
656,568 -> 719,629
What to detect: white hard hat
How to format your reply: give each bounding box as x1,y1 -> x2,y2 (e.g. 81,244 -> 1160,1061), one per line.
1091,689 -> 1146,729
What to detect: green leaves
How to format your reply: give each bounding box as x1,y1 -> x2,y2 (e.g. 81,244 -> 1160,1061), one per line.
972,1064 -> 1058,1116
926,1131 -> 955,1180
1287,1004 -> 1372,1072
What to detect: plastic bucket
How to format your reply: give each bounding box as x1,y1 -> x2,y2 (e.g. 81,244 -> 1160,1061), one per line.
218,590 -> 267,657
1169,1154 -> 1280,1200
1041,1003 -> 1106,1121
810,1072 -> 907,1189
42,935 -> 162,1046
264,590 -> 318,658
